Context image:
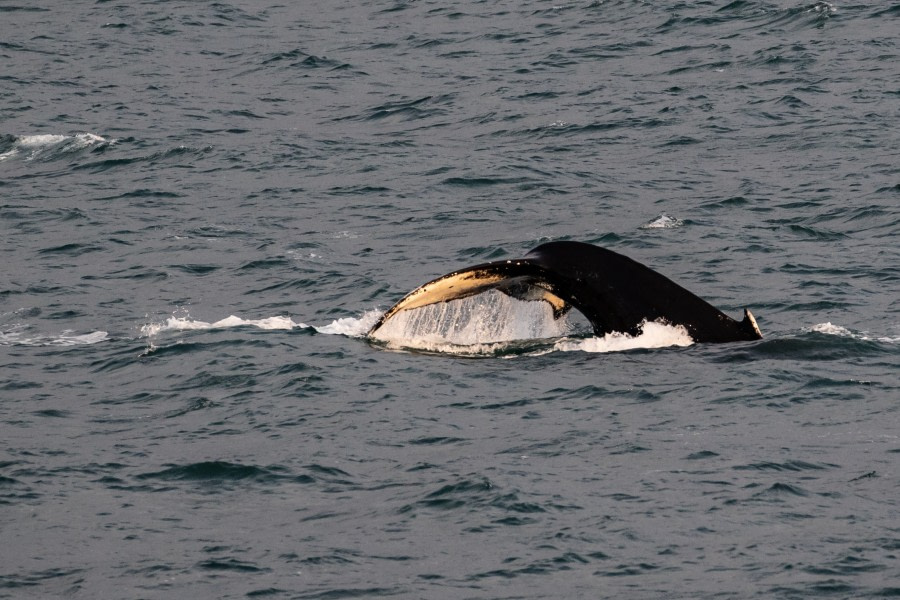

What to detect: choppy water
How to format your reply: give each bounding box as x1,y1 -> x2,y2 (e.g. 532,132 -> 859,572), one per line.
2,1 -> 899,598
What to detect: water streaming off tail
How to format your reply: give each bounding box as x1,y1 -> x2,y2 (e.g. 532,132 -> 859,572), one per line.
369,289 -> 587,351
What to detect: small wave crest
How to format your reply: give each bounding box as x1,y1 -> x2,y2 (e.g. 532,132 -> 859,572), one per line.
808,1 -> 836,16
139,310 -> 380,340
805,322 -> 900,344
639,214 -> 684,229
140,315 -> 307,337
0,133 -> 113,162
0,324 -> 108,347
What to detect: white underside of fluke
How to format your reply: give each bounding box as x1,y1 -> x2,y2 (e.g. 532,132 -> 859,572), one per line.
369,289 -> 575,347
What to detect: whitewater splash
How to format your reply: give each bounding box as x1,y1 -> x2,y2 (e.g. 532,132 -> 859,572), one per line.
0,133 -> 112,162
640,214 -> 684,229
140,311 -> 381,338
0,324 -> 108,347
140,315 -> 307,337
18,314 -> 891,354
314,311 -> 381,336
140,298 -> 696,356
367,290 -> 693,355
808,1 -> 836,16
805,322 -> 900,344
554,320 -> 694,354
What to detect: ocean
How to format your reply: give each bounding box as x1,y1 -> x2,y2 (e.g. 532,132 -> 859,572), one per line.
1,1 -> 899,598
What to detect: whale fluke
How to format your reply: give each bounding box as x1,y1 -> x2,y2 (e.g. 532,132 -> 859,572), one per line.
368,241 -> 762,344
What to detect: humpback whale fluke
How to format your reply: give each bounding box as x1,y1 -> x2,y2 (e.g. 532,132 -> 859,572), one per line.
368,241 -> 763,344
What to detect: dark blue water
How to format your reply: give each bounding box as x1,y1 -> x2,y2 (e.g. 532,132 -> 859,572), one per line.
2,1 -> 899,598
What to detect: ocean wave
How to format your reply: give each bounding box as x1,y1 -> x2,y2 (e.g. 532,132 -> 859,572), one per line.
639,214 -> 684,229
0,133 -> 112,162
805,322 -> 900,344
140,314 -> 307,337
139,310 -> 379,339
0,324 -> 108,347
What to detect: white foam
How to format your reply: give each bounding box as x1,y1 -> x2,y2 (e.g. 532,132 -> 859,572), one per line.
140,315 -> 307,337
554,320 -> 694,354
17,134 -> 71,148
134,303 -> 700,357
314,310 -> 381,337
808,322 -> 852,336
140,310 -> 385,340
640,214 -> 684,229
0,132 -> 112,161
54,330 -> 109,346
368,292 -> 695,356
806,322 -> 899,344
0,325 -> 108,347
809,1 -> 836,15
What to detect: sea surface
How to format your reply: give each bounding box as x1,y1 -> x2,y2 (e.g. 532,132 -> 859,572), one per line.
2,1 -> 899,598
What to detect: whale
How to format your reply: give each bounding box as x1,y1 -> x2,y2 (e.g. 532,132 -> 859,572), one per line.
368,241 -> 762,344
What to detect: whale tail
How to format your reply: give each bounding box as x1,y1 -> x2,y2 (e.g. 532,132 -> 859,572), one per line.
740,309 -> 763,340
368,241 -> 763,344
